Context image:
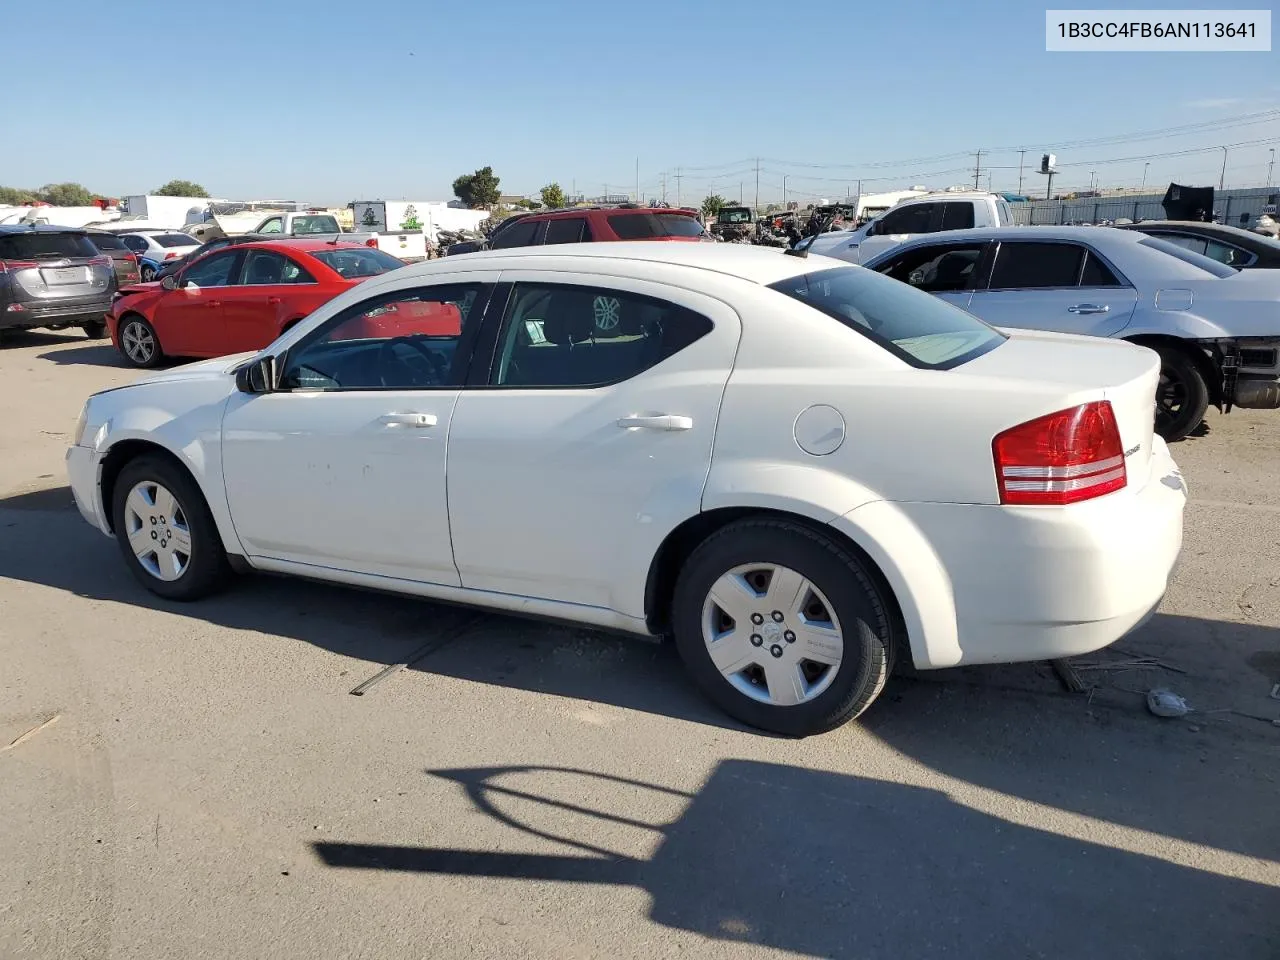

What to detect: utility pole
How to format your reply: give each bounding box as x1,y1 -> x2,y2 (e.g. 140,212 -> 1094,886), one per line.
1089,171 -> 1097,190
1017,149 -> 1026,194
988,172 -> 993,191
1268,149 -> 1276,188
973,149 -> 983,190
754,157 -> 760,211
1219,146 -> 1228,190
675,168 -> 682,207
635,157 -> 639,203
783,175 -> 789,209
1142,162 -> 1149,189
660,171 -> 667,204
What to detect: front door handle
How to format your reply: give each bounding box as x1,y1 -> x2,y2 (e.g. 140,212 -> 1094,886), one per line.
1067,303 -> 1110,315
267,296 -> 282,305
380,412 -> 438,428
617,414 -> 693,431
205,300 -> 222,308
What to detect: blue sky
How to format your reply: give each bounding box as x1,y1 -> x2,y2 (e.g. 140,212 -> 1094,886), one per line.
4,0 -> 1277,205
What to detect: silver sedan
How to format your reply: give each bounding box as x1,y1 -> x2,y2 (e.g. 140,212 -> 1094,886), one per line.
861,226 -> 1280,441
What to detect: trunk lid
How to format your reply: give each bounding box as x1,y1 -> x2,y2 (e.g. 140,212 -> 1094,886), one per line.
963,329 -> 1160,489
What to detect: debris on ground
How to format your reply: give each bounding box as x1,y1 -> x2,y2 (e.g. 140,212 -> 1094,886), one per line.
1146,688 -> 1191,718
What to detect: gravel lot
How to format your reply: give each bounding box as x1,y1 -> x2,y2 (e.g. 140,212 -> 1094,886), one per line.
1,330 -> 1277,960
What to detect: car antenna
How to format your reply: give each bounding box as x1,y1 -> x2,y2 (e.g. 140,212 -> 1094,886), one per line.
783,229 -> 821,259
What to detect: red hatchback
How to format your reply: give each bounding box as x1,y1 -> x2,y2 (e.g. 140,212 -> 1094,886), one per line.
108,239 -> 406,368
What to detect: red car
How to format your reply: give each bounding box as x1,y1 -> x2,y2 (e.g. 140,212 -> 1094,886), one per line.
107,239 -> 407,368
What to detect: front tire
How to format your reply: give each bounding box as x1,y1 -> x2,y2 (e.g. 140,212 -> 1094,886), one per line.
110,455 -> 229,600
672,518 -> 893,736
117,315 -> 163,368
1154,347 -> 1210,442
82,319 -> 107,339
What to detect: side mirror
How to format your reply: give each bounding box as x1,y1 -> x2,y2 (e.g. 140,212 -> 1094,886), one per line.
160,274 -> 178,291
235,356 -> 277,394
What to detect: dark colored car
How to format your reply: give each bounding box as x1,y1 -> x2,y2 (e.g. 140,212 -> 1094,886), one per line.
711,205 -> 756,241
153,233 -> 271,281
447,206 -> 709,255
445,212 -> 536,256
1115,220 -> 1280,269
85,231 -> 141,287
0,225 -> 116,341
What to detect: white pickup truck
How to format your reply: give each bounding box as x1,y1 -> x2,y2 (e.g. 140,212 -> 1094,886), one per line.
807,192 -> 1015,264
249,211 -> 427,262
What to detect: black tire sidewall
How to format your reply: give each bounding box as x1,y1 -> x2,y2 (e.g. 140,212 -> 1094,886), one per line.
672,520 -> 891,736
83,320 -> 107,339
118,316 -> 162,368
110,455 -> 227,600
1155,347 -> 1209,442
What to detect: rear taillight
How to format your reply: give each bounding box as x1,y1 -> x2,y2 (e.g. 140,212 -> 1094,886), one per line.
365,238 -> 378,248
993,401 -> 1126,506
90,255 -> 111,267
0,259 -> 38,274
125,253 -> 138,265
163,252 -> 179,260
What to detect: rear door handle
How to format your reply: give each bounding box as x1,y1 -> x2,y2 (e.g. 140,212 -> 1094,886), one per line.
205,300 -> 221,308
617,415 -> 693,431
267,296 -> 282,304
380,412 -> 438,428
1067,303 -> 1110,314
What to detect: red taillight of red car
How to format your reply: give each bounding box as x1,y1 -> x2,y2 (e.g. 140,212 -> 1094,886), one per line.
365,238 -> 379,248
993,401 -> 1126,506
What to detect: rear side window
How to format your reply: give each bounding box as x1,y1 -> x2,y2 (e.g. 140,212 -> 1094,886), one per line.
309,248 -> 405,278
543,217 -> 587,244
87,232 -> 128,251
1138,236 -> 1237,278
121,235 -> 149,253
155,233 -> 197,248
939,202 -> 975,230
656,214 -> 705,237
490,219 -> 539,249
770,266 -> 1005,369
291,215 -> 340,235
1080,251 -> 1123,286
0,232 -> 99,260
989,242 -> 1083,289
606,213 -> 705,239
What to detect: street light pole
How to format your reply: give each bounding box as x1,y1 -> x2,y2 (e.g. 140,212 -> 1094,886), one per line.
1219,146 -> 1228,190
1268,149 -> 1275,188
1141,162 -> 1149,189
783,175 -> 789,209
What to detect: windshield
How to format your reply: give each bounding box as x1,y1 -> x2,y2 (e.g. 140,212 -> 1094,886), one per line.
309,247 -> 405,278
155,233 -> 197,248
1138,236 -> 1237,278
718,208 -> 752,223
769,265 -> 1006,369
292,215 -> 341,235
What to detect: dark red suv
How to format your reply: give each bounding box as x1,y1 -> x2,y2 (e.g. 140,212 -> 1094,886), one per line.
453,206 -> 710,255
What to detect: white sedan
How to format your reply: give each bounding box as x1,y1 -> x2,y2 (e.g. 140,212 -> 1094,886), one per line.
119,231 -> 203,281
66,244 -> 1186,736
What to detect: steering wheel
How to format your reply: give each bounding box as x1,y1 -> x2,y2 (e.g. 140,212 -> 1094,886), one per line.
376,336 -> 448,387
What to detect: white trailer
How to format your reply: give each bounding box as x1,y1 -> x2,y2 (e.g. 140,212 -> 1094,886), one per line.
121,195 -> 212,229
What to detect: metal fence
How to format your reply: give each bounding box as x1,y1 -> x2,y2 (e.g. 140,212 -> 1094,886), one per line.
1010,186 -> 1279,226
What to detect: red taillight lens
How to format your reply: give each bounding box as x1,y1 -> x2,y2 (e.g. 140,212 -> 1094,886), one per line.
163,252 -> 178,260
365,238 -> 378,248
89,255 -> 111,267
125,253 -> 138,265
993,401 -> 1126,506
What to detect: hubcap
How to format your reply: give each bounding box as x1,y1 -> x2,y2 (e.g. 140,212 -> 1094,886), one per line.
123,481 -> 191,581
701,563 -> 843,707
122,322 -> 154,364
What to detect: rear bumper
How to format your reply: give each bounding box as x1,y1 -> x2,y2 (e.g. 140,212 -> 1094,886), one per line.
841,438 -> 1186,669
2,296 -> 113,330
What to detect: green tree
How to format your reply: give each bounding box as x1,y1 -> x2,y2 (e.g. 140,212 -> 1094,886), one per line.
453,166 -> 501,209
701,194 -> 726,219
540,182 -> 566,209
153,179 -> 210,197
38,182 -> 95,206
0,186 -> 37,205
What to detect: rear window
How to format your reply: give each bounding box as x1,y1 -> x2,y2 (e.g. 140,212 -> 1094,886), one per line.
609,212 -> 705,239
718,208 -> 753,224
0,232 -> 99,260
769,265 -> 1006,369
155,233 -> 197,248
292,215 -> 340,235
87,232 -> 128,251
1138,236 -> 1237,278
308,247 -> 405,278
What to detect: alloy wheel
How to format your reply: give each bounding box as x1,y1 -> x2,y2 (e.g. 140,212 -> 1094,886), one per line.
121,322 -> 155,365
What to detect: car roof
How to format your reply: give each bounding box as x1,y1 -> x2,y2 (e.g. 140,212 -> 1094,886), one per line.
1117,220 -> 1267,238
528,206 -> 697,220
0,224 -> 89,235
400,240 -> 825,285
887,225 -> 1146,245
233,237 -> 376,253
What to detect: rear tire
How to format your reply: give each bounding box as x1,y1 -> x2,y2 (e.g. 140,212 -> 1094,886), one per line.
110,454 -> 229,601
117,315 -> 163,368
82,319 -> 107,339
1154,346 -> 1210,442
671,518 -> 894,737
140,264 -> 157,282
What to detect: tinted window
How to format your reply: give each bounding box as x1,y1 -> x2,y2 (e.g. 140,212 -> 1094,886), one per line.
1080,251 -> 1123,286
1204,239 -> 1252,267
656,214 -> 704,238
309,248 -> 405,278
769,266 -> 1005,369
282,284 -> 483,391
543,217 -> 586,244
939,202 -> 975,230
489,219 -> 539,249
876,242 -> 985,293
87,232 -> 128,251
492,283 -> 713,388
989,242 -> 1084,289
240,250 -> 314,285
877,203 -> 935,235
155,233 -> 197,248
1138,236 -> 1237,278
1158,233 -> 1209,257
121,235 -> 149,253
997,199 -> 1014,226
291,215 -> 340,235
182,251 -> 240,288
0,232 -> 99,260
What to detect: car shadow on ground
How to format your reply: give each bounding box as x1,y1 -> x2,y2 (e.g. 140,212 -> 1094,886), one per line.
311,760 -> 1279,959
36,343 -> 128,367
3,486 -> 1278,866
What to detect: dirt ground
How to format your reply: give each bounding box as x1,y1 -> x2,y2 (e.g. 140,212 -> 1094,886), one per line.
1,329 -> 1277,960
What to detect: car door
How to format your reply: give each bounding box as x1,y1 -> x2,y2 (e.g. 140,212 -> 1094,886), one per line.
856,202 -> 938,263
868,240 -> 991,311
221,249 -> 319,354
220,275 -> 498,584
963,240 -> 1138,337
153,249 -> 244,356
446,275 -> 741,615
